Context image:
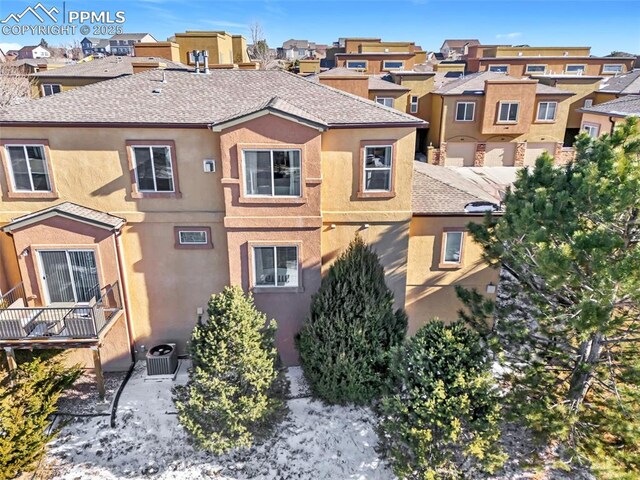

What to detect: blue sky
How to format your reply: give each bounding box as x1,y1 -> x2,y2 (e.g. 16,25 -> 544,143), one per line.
1,0 -> 639,56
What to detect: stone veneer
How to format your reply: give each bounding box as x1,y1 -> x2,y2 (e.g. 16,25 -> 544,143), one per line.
474,142 -> 486,167
515,142 -> 526,167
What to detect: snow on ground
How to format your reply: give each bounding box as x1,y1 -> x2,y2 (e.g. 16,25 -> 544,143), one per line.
42,362 -> 393,480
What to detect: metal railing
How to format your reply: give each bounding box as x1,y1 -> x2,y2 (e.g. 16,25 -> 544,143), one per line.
0,281 -> 122,341
0,282 -> 27,308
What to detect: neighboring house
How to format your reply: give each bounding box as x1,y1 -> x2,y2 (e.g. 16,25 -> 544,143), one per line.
109,33 -> 156,56
80,37 -> 110,57
30,56 -> 188,97
429,71 -> 575,167
407,162 -> 516,329
334,37 -> 428,74
8,57 -> 69,75
0,69 -> 425,378
5,50 -> 19,61
596,68 -> 640,101
578,95 -> 640,137
17,44 -> 51,59
171,31 -> 251,67
465,45 -> 636,77
440,39 -> 480,59
278,39 -> 321,60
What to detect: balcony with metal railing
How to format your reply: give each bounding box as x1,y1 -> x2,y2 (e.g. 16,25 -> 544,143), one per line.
0,281 -> 123,343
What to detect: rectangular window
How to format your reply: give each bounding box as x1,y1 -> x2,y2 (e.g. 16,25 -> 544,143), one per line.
525,64 -> 546,74
583,124 -> 599,138
5,145 -> 51,192
38,249 -> 99,304
132,146 -> 175,192
363,145 -> 392,192
253,246 -> 299,287
583,99 -> 593,108
42,84 -> 61,96
179,230 -> 207,245
602,64 -> 623,74
243,149 -> 301,197
409,95 -> 419,114
346,60 -> 367,69
455,102 -> 475,121
442,231 -> 464,264
537,101 -> 557,121
383,60 -> 404,70
498,102 -> 519,122
566,64 -> 586,73
375,97 -> 394,108
488,65 -> 508,73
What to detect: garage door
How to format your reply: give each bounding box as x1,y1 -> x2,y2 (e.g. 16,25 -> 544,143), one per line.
524,142 -> 556,166
444,142 -> 475,167
485,143 -> 516,167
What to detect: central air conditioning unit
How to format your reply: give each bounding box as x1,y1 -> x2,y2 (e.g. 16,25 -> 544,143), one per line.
146,343 -> 178,376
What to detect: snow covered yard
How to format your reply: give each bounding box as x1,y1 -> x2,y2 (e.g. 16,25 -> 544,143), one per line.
39,362 -> 393,480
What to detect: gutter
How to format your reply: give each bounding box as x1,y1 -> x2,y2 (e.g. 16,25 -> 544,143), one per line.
114,230 -> 136,364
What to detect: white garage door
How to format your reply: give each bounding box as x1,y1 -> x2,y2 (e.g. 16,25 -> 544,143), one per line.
524,142 -> 556,166
485,142 -> 516,167
444,142 -> 475,167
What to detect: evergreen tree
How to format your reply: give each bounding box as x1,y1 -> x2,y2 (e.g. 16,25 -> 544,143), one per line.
378,321 -> 505,479
174,286 -> 285,454
457,117 -> 640,476
0,357 -> 80,479
296,235 -> 407,405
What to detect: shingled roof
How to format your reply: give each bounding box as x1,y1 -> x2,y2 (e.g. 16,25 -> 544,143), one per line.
579,95 -> 640,118
433,71 -> 573,96
599,69 -> 640,94
0,69 -> 425,127
32,56 -> 188,78
2,202 -> 125,232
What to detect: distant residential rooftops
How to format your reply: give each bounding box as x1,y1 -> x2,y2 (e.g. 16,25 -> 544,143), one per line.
110,33 -> 156,41
0,69 -> 426,128
440,39 -> 481,49
31,56 -> 188,78
433,71 -> 574,96
579,95 -> 640,118
598,69 -> 640,94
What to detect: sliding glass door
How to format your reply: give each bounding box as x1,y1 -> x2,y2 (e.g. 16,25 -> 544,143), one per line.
38,250 -> 99,304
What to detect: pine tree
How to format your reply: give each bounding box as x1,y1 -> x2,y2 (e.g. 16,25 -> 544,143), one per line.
296,235 -> 407,405
457,117 -> 640,476
0,357 -> 81,479
174,286 -> 285,454
378,321 -> 505,479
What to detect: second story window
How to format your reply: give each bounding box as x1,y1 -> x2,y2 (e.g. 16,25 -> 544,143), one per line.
441,231 -> 464,265
498,102 -> 519,123
566,64 -> 586,74
409,95 -> 419,113
5,144 -> 51,192
525,64 -> 546,74
132,146 -> 175,192
383,60 -> 404,70
243,149 -> 301,197
488,65 -> 508,73
42,84 -> 61,96
346,60 -> 367,69
375,97 -> 394,108
537,101 -> 557,121
363,145 -> 392,192
602,64 -> 623,74
253,245 -> 299,288
455,102 -> 475,121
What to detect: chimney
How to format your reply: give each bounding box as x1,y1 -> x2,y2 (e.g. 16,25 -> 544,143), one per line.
203,50 -> 209,74
193,49 -> 200,74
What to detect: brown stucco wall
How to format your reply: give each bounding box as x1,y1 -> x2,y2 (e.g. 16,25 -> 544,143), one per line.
319,76 -> 369,98
535,77 -> 602,129
134,42 -> 181,61
405,215 -> 498,334
476,57 -> 635,77
335,53 -> 415,74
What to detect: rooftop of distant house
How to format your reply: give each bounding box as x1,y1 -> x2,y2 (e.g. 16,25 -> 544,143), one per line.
579,94 -> 640,118
599,69 -> 640,94
433,71 -> 574,96
31,56 -> 188,78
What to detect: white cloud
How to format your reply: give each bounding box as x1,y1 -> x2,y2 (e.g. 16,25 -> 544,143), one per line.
496,32 -> 522,39
0,42 -> 22,53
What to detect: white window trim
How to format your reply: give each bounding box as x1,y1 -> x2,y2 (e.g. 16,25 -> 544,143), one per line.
383,60 -> 404,70
566,64 -> 586,73
36,248 -> 99,305
455,101 -> 475,122
242,149 -> 302,198
583,98 -> 593,108
363,144 -> 393,192
346,60 -> 367,69
132,145 -> 176,193
525,64 -> 547,74
582,123 -> 600,138
178,230 -> 208,245
488,64 -> 509,73
602,64 -> 623,74
410,95 -> 419,114
375,96 -> 394,108
252,245 -> 299,288
442,231 -> 464,265
42,84 -> 61,96
497,101 -> 520,123
536,101 -> 558,121
4,144 -> 51,193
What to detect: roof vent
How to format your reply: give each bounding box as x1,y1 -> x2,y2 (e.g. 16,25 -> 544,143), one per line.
152,88 -> 161,94
464,201 -> 499,213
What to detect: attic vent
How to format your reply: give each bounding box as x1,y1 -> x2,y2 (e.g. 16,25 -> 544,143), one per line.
152,88 -> 162,94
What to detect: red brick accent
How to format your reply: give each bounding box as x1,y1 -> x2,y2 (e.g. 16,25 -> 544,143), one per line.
474,142 -> 486,167
514,142 -> 526,167
435,142 -> 447,166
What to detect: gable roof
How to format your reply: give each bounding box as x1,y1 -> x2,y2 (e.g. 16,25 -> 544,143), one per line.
579,95 -> 640,118
433,71 -> 574,96
31,56 -> 188,78
599,69 -> 640,94
2,202 -> 125,233
0,69 -> 426,128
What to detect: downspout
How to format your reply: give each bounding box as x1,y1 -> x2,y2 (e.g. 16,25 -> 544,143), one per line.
608,116 -> 616,135
438,94 -> 445,147
114,229 -> 136,363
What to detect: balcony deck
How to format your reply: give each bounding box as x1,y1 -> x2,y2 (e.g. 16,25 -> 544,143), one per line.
0,282 -> 123,347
